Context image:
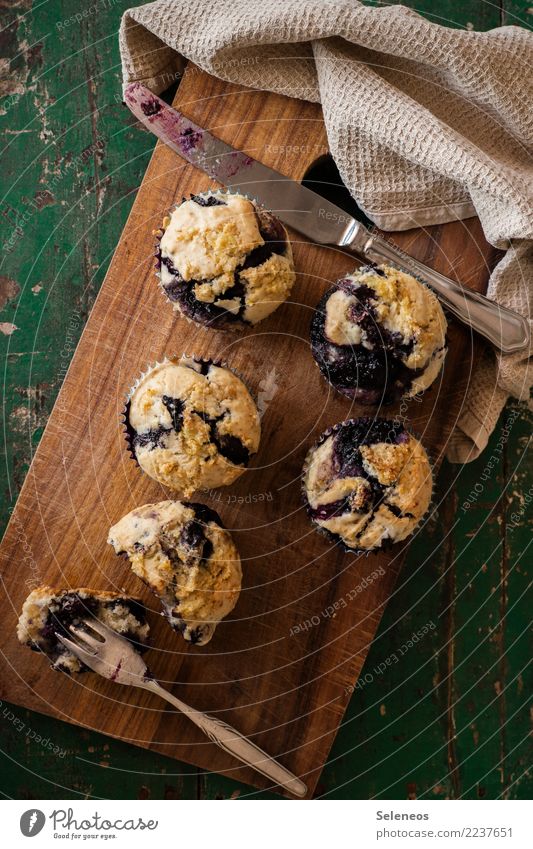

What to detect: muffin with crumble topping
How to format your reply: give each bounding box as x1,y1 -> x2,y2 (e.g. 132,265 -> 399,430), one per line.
302,418 -> 433,553
124,355 -> 260,497
156,190 -> 295,330
310,264 -> 447,405
108,500 -> 241,646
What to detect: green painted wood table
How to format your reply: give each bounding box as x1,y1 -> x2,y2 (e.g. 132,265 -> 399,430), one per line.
1,0 -> 531,800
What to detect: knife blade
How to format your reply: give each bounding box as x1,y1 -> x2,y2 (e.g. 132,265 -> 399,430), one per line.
124,82 -> 359,247
124,82 -> 529,354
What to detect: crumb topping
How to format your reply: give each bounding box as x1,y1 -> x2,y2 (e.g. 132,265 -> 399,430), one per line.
157,191 -> 295,329
160,193 -> 263,281
311,264 -> 447,404
127,356 -> 260,496
108,500 -> 241,646
303,419 -> 432,552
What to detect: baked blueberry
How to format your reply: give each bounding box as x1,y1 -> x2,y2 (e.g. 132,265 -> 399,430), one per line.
108,500 -> 241,646
311,265 -> 447,404
302,418 -> 433,553
124,355 -> 260,497
156,191 -> 295,330
17,587 -> 149,673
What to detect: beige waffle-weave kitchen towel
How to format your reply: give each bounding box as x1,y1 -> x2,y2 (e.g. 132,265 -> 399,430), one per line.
119,0 -> 533,462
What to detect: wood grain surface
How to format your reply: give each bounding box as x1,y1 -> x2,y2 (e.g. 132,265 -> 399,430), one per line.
0,65 -> 501,798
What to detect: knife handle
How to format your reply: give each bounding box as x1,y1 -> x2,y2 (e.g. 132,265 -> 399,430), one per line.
350,231 -> 529,354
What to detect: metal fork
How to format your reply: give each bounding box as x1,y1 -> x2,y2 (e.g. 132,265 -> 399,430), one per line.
56,619 -> 307,798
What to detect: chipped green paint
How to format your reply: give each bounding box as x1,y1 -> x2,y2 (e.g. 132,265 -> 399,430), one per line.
0,0 -> 531,800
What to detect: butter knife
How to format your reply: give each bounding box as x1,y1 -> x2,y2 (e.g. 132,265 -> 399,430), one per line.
124,82 -> 529,354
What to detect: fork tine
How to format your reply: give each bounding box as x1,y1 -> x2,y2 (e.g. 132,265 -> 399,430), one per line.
81,617 -> 118,640
56,633 -> 99,667
68,625 -> 102,650
82,618 -> 133,648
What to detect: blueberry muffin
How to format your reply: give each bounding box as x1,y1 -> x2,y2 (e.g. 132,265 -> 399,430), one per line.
17,587 -> 149,673
302,418 -> 432,553
125,355 -> 260,496
108,500 -> 241,645
310,264 -> 447,404
156,190 -> 295,329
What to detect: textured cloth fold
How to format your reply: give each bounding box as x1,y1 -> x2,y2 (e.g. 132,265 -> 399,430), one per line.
119,0 -> 533,462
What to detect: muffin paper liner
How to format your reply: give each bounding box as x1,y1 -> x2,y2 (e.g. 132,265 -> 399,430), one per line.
309,349 -> 448,407
301,416 -> 436,557
155,189 -> 294,333
122,354 -> 260,476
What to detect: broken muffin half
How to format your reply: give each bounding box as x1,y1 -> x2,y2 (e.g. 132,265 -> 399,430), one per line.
108,500 -> 242,646
17,586 -> 149,673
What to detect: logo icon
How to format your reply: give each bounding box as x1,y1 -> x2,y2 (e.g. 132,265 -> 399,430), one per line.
20,810 -> 46,837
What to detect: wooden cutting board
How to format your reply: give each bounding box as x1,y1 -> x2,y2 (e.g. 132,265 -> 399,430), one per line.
0,66 -> 499,797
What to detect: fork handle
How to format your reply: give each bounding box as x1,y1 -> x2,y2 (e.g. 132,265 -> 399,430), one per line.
143,679 -> 307,798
